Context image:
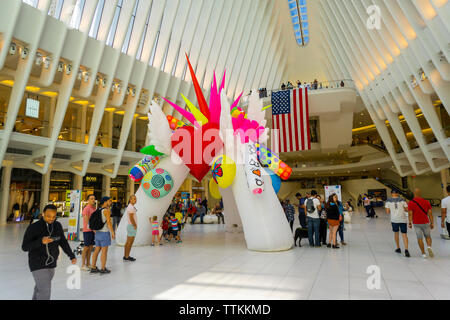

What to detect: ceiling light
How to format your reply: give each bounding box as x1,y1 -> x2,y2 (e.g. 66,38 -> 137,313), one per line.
20,47 -> 29,59
9,42 -> 16,55
65,64 -> 72,75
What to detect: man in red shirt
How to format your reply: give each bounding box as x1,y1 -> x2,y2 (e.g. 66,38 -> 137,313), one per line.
81,194 -> 97,271
408,188 -> 434,258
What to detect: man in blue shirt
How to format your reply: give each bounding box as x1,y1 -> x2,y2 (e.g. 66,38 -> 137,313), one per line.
295,193 -> 308,228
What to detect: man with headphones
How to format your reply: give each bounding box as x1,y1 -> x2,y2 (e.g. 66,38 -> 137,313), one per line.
22,204 -> 77,300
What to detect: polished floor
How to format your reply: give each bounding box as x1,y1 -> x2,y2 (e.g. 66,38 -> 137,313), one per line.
1,207 -> 450,300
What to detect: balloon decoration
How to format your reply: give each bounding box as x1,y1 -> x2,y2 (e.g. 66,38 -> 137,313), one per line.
244,144 -> 264,195
255,143 -> 292,180
266,169 -> 281,194
129,155 -> 163,182
171,122 -> 223,182
140,145 -> 165,157
211,155 -> 236,189
209,178 -> 221,199
141,168 -> 174,199
166,114 -> 188,131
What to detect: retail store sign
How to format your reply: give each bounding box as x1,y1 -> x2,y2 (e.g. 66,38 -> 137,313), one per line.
86,176 -> 97,182
25,98 -> 40,118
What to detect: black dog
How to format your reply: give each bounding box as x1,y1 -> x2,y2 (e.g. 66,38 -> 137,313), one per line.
294,227 -> 309,247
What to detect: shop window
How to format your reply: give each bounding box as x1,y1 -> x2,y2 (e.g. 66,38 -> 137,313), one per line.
111,175 -> 127,205
13,91 -> 52,138
9,169 -> 42,222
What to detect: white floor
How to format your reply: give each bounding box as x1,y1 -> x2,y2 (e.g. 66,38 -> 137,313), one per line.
1,207 -> 450,300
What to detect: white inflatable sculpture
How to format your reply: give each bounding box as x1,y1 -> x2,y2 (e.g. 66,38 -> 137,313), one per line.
117,57 -> 293,251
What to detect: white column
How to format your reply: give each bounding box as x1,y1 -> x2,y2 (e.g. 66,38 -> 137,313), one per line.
441,170 -> 448,197
126,178 -> 135,202
102,175 -> 111,197
0,165 -> 12,225
40,170 -> 51,214
131,116 -> 137,152
107,110 -> 113,148
74,174 -> 83,191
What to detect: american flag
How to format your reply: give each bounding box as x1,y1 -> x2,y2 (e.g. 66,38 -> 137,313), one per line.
271,88 -> 310,153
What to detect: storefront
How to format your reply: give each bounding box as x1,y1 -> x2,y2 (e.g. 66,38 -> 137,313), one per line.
8,168 -> 42,222
111,175 -> 127,205
82,174 -> 103,201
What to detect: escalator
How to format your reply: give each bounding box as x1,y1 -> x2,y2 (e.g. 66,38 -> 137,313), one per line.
377,178 -> 414,200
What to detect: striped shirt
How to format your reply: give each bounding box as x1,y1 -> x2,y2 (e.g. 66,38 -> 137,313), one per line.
170,218 -> 179,231
152,221 -> 159,231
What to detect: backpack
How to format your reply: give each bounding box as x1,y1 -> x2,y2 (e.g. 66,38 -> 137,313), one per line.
89,208 -> 106,231
306,198 -> 316,214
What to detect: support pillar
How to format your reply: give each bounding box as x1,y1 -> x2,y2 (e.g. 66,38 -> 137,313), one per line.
0,165 -> 12,225
126,178 -> 135,202
40,170 -> 51,214
131,116 -> 137,152
441,169 -> 448,197
74,174 -> 83,191
102,175 -> 111,197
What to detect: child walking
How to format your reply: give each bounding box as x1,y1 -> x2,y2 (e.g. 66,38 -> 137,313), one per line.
161,216 -> 169,242
168,213 -> 182,243
149,216 -> 161,246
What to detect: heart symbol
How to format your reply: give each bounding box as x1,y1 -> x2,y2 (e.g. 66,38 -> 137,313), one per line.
171,122 -> 223,181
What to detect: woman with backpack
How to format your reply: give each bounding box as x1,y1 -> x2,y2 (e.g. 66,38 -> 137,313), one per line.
90,197 -> 115,274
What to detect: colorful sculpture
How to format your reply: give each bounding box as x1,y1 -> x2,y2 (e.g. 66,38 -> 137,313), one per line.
117,55 -> 294,251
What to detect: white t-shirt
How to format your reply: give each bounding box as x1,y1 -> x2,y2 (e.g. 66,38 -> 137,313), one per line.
305,197 -> 321,219
385,197 -> 408,223
127,204 -> 137,225
441,196 -> 450,224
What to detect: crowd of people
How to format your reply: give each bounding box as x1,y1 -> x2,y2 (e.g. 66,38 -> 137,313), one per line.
21,193 -> 227,300
20,183 -> 448,300
280,79 -> 345,91
281,190 -> 347,249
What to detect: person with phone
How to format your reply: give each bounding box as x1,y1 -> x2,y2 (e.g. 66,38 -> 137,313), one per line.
408,188 -> 434,258
22,204 -> 77,300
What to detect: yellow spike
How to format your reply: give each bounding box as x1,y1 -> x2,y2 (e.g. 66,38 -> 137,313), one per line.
180,93 -> 209,125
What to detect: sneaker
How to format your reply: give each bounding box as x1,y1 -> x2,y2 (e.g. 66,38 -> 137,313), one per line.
81,265 -> 90,271
427,247 -> 434,258
127,256 -> 136,262
315,245 -> 322,248
405,250 -> 410,257
159,243 -> 163,246
341,242 -> 347,246
332,245 -> 340,249
90,267 -> 99,274
422,254 -> 427,259
99,268 -> 111,275
151,243 -> 155,247
395,248 -> 401,254
177,240 -> 182,243
327,243 -> 332,248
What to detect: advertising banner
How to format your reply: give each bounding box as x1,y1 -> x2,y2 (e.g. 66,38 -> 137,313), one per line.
324,185 -> 342,202
67,190 -> 81,241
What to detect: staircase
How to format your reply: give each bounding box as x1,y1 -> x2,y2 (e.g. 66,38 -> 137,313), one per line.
377,178 -> 413,200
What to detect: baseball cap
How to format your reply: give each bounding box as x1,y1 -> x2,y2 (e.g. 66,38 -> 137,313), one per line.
100,196 -> 111,205
391,189 -> 399,194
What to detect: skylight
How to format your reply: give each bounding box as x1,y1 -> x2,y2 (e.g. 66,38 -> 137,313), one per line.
288,0 -> 309,46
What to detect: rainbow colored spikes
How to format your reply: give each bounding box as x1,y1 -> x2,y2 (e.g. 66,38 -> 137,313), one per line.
161,97 -> 199,128
186,54 -> 210,119
209,72 -> 221,125
231,92 -> 243,111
